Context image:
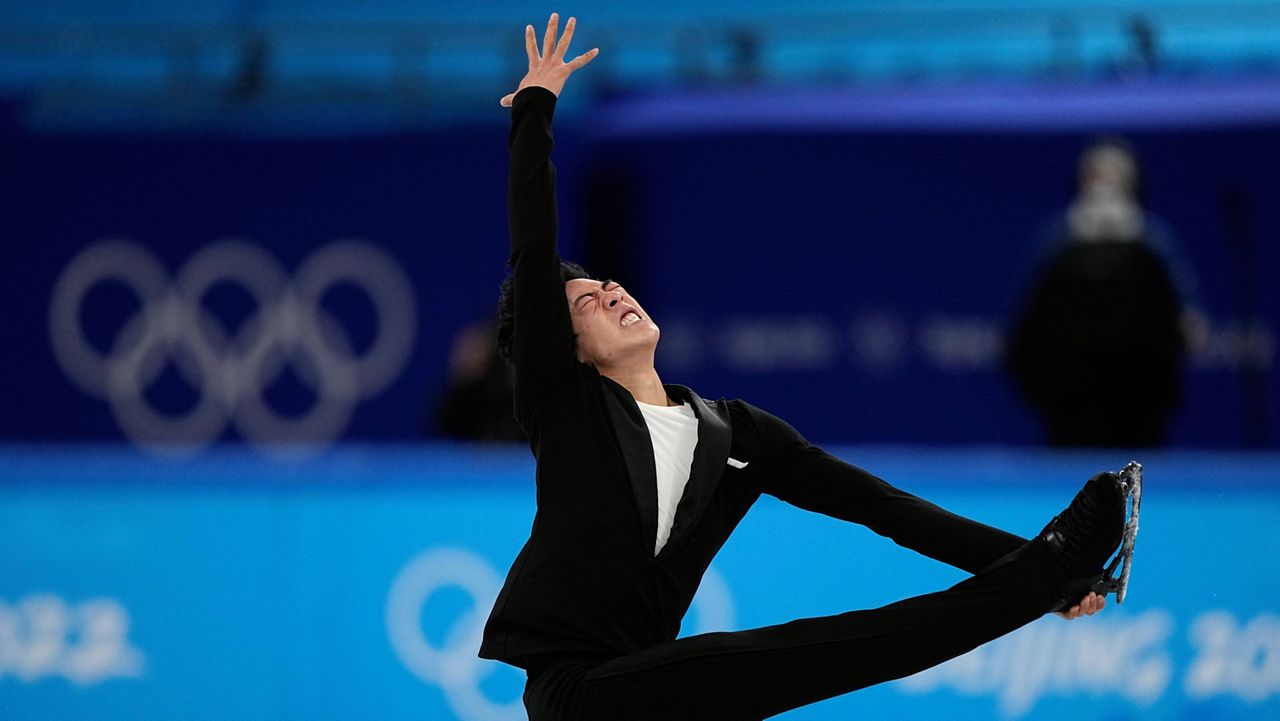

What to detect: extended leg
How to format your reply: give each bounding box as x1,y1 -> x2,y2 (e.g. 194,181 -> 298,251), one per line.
526,538 -> 1068,721
525,464 -> 1141,721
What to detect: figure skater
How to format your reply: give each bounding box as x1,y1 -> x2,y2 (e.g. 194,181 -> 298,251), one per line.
482,15 -> 1141,721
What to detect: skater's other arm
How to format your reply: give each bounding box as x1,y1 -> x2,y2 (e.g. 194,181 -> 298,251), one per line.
502,15 -> 598,424
741,405 -> 1106,617
744,405 -> 1025,575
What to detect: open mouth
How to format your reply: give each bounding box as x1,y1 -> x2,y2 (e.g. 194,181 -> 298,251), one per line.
620,311 -> 643,327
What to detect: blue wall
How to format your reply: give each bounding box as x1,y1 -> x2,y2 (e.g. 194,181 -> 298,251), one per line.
595,83 -> 1280,447
2,445 -> 1278,721
4,81 -> 1277,448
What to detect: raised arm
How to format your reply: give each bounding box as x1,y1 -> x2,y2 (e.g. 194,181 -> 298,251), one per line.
745,405 -> 1026,575
501,14 -> 598,425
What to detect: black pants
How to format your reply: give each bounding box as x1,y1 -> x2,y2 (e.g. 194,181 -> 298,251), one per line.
523,538 -> 1070,721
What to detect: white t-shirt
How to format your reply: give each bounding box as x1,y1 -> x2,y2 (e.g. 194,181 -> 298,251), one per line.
636,400 -> 699,555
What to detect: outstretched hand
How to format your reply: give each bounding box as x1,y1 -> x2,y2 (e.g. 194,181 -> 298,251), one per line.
1056,591 -> 1106,620
500,13 -> 599,107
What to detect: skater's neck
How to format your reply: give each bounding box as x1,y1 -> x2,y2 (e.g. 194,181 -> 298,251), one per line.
604,367 -> 672,407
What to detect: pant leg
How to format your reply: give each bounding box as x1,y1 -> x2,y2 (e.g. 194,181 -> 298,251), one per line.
529,538 -> 1069,721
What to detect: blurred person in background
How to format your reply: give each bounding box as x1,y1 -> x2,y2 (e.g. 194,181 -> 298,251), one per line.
1007,139 -> 1205,447
487,14 -> 1137,721
431,316 -> 523,441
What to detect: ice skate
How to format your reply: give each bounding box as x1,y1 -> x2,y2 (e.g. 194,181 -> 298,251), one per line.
1092,462 -> 1142,603
1040,461 -> 1143,610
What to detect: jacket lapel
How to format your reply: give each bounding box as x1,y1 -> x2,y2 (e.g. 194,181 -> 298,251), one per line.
601,378 -> 660,550
663,385 -> 732,548
601,379 -> 733,553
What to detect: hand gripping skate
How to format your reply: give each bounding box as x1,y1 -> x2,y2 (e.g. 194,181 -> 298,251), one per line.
1090,461 -> 1142,604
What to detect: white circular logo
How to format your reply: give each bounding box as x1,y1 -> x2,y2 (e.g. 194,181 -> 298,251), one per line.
48,238 -> 417,455
386,548 -> 735,721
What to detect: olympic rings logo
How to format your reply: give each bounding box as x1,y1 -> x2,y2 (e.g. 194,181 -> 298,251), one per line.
386,548 -> 736,721
48,238 -> 417,455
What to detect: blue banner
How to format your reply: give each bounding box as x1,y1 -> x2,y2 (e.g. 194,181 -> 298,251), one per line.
3,84 -> 1279,450
587,100 -> 1280,448
2,446 -> 1278,720
0,129 -> 587,450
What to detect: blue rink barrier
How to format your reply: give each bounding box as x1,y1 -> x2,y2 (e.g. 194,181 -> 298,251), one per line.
1,445 -> 1278,721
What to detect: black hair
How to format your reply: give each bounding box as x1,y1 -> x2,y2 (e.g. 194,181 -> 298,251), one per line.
496,260 -> 594,365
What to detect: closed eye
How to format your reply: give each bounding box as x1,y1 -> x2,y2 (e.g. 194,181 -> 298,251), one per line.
573,280 -> 623,312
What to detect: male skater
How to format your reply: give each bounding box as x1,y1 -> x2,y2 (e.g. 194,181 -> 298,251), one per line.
482,14 -> 1139,721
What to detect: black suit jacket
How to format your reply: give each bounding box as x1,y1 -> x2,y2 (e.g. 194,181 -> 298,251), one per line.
479,87 -> 1024,668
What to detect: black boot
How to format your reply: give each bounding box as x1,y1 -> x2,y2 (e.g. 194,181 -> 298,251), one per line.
1039,462 -> 1143,610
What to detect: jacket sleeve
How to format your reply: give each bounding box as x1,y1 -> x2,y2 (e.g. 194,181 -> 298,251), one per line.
745,404 -> 1026,574
507,86 -> 578,427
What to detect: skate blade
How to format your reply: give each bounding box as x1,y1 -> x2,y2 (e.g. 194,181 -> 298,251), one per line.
1092,461 -> 1142,603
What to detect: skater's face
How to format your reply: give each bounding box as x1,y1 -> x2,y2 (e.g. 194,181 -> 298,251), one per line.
565,278 -> 659,367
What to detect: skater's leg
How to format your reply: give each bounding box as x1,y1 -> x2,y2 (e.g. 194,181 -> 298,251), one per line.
548,538 -> 1070,721
524,468 -> 1141,721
